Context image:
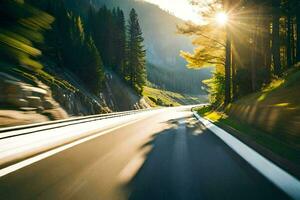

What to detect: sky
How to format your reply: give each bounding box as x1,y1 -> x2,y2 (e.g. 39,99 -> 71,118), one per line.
141,0 -> 204,24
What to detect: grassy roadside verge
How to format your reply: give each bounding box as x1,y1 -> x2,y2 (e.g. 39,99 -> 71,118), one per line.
143,86 -> 207,107
194,105 -> 300,177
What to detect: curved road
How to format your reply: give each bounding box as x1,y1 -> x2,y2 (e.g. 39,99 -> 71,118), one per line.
0,107 -> 290,199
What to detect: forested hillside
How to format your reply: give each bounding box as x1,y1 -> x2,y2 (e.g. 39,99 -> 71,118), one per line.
0,0 -> 210,128
1,0 -> 147,93
181,0 -> 300,106
74,0 -> 193,68
147,63 -> 211,94
189,0 -> 300,173
70,0 -> 211,95
28,0 -> 146,94
0,0 -> 152,127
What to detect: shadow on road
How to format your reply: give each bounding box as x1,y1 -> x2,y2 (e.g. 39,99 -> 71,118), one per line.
124,116 -> 290,200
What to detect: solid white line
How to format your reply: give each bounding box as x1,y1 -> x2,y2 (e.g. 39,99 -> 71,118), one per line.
0,118 -> 144,178
193,112 -> 300,200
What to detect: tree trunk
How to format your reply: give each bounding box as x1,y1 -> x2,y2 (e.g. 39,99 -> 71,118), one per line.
250,6 -> 264,92
232,54 -> 237,101
297,10 -> 300,62
251,31 -> 258,92
291,18 -> 296,65
264,20 -> 272,84
225,30 -> 232,105
272,0 -> 282,76
286,15 -> 292,68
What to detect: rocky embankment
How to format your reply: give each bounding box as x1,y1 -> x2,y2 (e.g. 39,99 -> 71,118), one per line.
0,70 -> 150,128
103,71 -> 149,111
0,72 -> 68,127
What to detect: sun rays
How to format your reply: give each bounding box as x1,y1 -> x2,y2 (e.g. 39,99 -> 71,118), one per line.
215,12 -> 229,26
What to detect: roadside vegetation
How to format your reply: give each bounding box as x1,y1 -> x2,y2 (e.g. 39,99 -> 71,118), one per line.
1,0 -> 146,96
143,86 -> 206,107
183,0 -> 300,174
194,67 -> 300,175
180,0 -> 300,107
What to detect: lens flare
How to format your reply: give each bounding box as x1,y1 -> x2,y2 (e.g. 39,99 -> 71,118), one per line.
216,12 -> 228,26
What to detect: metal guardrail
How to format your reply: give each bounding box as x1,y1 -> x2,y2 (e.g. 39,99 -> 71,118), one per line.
0,108 -> 158,140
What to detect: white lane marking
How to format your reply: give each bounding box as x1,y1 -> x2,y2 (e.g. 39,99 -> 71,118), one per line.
193,112 -> 300,200
0,118 -> 145,178
0,110 -> 162,166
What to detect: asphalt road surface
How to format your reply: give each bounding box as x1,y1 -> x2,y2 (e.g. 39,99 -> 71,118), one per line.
0,107 -> 290,200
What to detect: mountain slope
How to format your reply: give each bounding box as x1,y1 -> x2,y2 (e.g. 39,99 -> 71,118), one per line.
92,0 -> 211,95
84,0 -> 194,69
63,0 -> 211,95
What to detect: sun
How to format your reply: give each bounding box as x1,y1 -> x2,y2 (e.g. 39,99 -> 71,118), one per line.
215,12 -> 228,26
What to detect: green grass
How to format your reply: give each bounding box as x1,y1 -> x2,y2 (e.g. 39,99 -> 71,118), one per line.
143,86 -> 206,107
195,106 -> 300,165
228,68 -> 300,146
194,64 -> 300,167
284,68 -> 300,87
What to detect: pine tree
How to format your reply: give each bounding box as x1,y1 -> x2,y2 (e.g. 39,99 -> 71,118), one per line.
127,9 -> 146,93
31,0 -> 106,95
79,36 -> 105,94
95,6 -> 115,68
87,6 -> 130,82
272,0 -> 282,76
114,8 -> 126,76
66,14 -> 105,94
297,5 -> 300,62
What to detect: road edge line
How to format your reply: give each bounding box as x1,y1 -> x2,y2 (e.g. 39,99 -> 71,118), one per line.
193,111 -> 300,200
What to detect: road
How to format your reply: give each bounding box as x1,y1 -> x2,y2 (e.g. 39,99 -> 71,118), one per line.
0,106 -> 290,200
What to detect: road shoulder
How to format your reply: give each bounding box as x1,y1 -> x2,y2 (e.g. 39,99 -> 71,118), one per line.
193,111 -> 300,200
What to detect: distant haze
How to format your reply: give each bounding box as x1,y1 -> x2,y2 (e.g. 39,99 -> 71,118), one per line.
92,0 -> 194,69
76,0 -> 212,95
141,0 -> 204,24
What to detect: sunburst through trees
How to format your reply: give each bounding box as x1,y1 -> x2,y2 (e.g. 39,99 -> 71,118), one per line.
180,0 -> 300,106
